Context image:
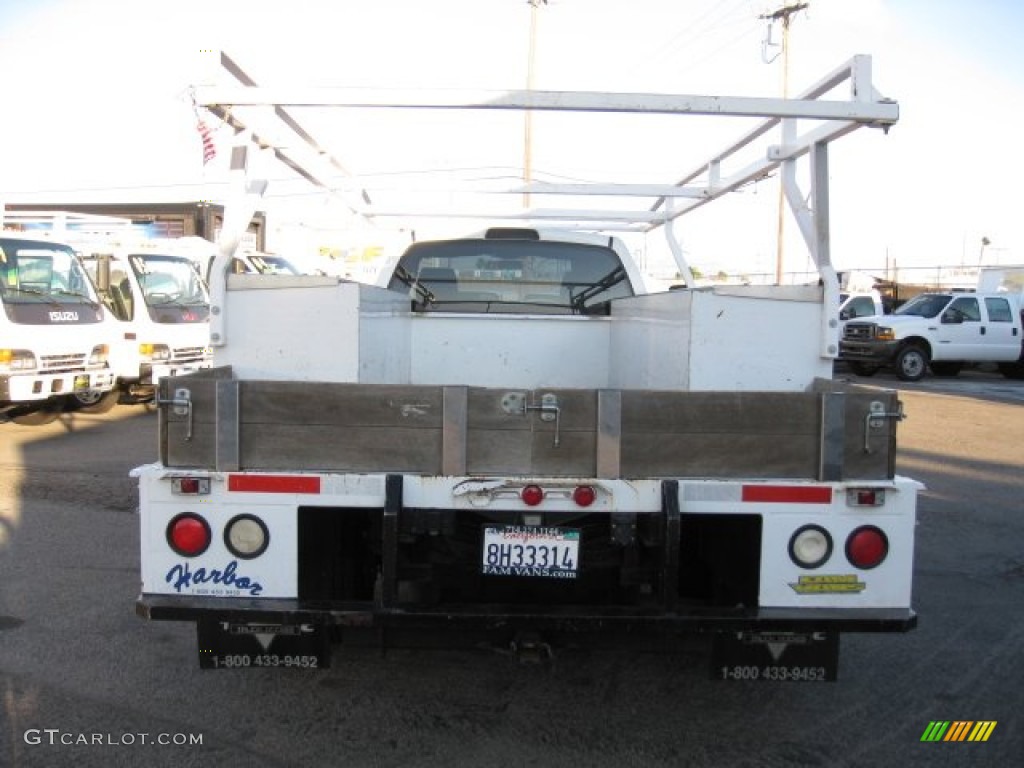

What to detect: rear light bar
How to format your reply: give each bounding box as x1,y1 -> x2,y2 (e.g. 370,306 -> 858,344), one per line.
517,483 -> 597,508
787,523 -> 891,571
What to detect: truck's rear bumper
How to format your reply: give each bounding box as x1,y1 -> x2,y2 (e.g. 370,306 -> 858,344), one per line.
137,594 -> 917,634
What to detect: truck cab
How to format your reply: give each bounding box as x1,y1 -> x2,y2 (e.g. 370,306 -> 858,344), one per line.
840,291 -> 1024,380
0,234 -> 116,423
839,290 -> 884,323
78,246 -> 212,409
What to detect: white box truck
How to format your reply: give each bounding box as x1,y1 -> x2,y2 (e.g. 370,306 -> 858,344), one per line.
0,233 -> 116,424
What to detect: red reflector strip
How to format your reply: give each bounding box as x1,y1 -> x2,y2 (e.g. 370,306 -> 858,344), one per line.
228,474 -> 321,494
742,485 -> 833,504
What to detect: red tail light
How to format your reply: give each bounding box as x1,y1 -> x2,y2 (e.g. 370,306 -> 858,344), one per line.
172,476 -> 210,495
572,485 -> 596,507
167,513 -> 211,557
845,526 -> 888,569
521,485 -> 544,506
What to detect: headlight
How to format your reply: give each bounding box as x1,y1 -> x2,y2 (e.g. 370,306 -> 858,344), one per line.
139,343 -> 171,361
0,348 -> 37,372
88,344 -> 109,366
875,327 -> 895,341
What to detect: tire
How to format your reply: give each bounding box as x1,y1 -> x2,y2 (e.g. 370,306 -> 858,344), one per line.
929,362 -> 963,377
70,389 -> 120,414
895,344 -> 929,382
998,362 -> 1024,380
849,362 -> 880,377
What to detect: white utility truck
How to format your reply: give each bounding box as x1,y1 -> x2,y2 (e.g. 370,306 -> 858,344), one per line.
0,233 -> 116,424
76,241 -> 213,410
134,53 -> 918,680
841,291 -> 1024,380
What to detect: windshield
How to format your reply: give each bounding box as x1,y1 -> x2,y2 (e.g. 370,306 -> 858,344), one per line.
893,293 -> 952,319
129,254 -> 209,308
0,238 -> 99,305
386,238 -> 633,315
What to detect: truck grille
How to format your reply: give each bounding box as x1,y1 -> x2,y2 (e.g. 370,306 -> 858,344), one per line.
40,353 -> 87,372
843,322 -> 875,341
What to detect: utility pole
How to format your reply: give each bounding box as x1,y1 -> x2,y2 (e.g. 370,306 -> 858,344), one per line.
761,2 -> 808,284
523,0 -> 547,207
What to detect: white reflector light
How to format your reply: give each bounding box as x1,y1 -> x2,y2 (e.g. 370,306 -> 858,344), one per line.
224,515 -> 269,559
788,525 -> 833,569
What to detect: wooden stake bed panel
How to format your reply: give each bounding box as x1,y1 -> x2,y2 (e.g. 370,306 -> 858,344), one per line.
159,368 -> 898,480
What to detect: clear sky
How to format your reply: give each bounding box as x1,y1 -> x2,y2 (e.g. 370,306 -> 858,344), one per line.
1,0 -> 1021,277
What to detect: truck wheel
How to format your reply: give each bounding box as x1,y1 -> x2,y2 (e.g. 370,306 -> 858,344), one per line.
849,362 -> 880,377
895,345 -> 929,382
998,362 -> 1024,380
70,389 -> 120,414
929,362 -> 963,377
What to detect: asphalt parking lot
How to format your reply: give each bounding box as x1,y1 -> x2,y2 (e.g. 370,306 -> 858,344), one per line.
1,372 -> 1021,767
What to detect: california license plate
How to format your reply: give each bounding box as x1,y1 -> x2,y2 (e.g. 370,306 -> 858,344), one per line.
481,525 -> 580,579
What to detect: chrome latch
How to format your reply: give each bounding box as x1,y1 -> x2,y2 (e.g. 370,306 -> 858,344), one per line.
156,387 -> 194,441
864,399 -> 905,453
502,391 -> 561,448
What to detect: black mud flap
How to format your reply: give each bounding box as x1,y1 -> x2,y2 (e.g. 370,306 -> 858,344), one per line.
711,630 -> 838,682
197,619 -> 330,670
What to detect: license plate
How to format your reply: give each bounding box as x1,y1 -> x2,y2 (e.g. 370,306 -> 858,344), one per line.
73,375 -> 90,391
481,525 -> 580,579
196,619 -> 330,670
711,630 -> 838,682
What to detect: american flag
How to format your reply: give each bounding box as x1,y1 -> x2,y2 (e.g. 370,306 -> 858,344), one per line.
196,119 -> 216,165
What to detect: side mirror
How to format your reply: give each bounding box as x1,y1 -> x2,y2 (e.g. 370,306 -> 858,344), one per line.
839,308 -> 852,321
95,254 -> 111,292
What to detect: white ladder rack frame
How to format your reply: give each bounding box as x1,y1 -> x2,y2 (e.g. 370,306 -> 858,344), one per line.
197,52 -> 898,356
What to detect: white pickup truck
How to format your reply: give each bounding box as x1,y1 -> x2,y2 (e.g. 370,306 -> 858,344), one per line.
840,291 -> 1024,380
132,53 -> 919,680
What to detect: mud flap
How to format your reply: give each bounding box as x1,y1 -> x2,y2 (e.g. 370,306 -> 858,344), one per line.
711,630 -> 838,682
197,619 -> 330,670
